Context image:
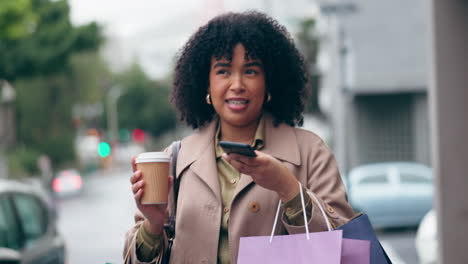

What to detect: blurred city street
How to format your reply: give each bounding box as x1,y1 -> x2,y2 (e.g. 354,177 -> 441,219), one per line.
56,165 -> 135,264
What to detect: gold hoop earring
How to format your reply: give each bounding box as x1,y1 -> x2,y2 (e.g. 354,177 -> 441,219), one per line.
267,93 -> 272,103
206,94 -> 212,105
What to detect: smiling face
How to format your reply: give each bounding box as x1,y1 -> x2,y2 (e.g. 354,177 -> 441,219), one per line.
208,43 -> 266,131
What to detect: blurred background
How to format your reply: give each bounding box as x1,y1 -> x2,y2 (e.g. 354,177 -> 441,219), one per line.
0,0 -> 466,263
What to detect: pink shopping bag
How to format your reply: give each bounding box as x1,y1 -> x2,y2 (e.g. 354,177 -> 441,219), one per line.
238,230 -> 343,263
342,238 -> 371,264
238,183 -> 370,264
308,190 -> 371,264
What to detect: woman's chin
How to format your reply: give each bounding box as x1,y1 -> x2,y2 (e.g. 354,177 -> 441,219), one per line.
220,115 -> 261,129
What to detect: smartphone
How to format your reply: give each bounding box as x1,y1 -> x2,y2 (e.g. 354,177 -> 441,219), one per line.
219,141 -> 257,157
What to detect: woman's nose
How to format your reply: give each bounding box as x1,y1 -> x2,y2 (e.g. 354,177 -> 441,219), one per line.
230,73 -> 245,92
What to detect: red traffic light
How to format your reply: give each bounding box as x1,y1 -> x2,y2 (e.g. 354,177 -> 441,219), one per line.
132,128 -> 145,143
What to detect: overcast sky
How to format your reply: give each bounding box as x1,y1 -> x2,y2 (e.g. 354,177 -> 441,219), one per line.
68,0 -> 318,78
69,0 -> 194,34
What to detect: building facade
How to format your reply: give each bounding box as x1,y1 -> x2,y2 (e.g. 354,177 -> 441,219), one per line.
319,0 -> 431,174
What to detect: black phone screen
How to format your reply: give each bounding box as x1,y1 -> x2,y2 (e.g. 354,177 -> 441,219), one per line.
219,141 -> 257,157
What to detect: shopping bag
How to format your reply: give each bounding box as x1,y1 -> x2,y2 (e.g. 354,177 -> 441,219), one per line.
336,213 -> 392,264
308,191 -> 371,264
238,183 -> 371,264
238,230 -> 343,263
342,238 -> 371,264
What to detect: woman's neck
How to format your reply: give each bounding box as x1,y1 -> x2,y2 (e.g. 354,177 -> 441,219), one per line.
219,119 -> 260,145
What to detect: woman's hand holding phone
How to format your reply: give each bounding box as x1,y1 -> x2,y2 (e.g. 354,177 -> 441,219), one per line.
221,141 -> 299,201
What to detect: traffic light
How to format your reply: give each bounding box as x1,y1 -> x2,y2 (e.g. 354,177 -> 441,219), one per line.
132,128 -> 145,143
98,142 -> 111,158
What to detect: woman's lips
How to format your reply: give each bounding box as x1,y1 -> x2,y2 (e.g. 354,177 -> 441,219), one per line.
226,99 -> 249,111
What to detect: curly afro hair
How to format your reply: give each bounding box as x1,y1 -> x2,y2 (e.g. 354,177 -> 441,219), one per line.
172,11 -> 308,129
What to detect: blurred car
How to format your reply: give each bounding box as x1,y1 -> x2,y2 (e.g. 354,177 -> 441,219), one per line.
346,162 -> 433,229
0,179 -> 66,264
415,209 -> 438,264
0,247 -> 21,264
52,169 -> 83,197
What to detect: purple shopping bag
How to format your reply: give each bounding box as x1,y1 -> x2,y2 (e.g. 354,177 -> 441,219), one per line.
307,190 -> 371,264
238,230 -> 343,263
238,183 -> 370,264
342,238 -> 371,264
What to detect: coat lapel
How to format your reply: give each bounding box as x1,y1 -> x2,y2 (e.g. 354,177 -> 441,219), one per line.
176,119 -> 221,202
262,114 -> 301,166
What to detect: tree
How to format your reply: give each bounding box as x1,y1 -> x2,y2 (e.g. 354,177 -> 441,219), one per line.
1,0 -> 104,176
15,75 -> 76,167
0,0 -> 37,40
116,64 -> 177,139
0,0 -> 103,81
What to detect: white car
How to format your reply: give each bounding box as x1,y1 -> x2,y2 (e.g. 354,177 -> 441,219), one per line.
415,209 -> 438,264
346,162 -> 433,229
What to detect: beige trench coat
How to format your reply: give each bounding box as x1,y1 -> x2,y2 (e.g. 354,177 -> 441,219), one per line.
124,114 -> 355,264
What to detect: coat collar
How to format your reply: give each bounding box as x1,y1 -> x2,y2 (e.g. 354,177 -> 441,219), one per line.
262,114 -> 301,166
175,113 -> 301,201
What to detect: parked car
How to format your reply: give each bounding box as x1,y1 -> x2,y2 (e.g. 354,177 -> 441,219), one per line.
415,209 -> 438,264
0,179 -> 66,264
346,162 -> 433,229
51,168 -> 83,197
0,247 -> 20,264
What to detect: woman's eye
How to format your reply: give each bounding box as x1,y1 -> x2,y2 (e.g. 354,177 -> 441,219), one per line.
216,69 -> 229,75
245,69 -> 258,75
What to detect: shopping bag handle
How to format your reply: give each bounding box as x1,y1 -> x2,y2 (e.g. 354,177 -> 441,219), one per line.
307,190 -> 333,232
269,182 -> 332,243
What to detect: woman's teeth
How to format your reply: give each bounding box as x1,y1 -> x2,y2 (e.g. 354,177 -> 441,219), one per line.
227,100 -> 248,105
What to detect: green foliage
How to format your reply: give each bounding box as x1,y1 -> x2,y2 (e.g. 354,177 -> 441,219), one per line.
116,64 -> 177,137
0,0 -> 37,40
0,0 -> 103,81
15,75 -> 76,166
1,0 -> 104,174
7,146 -> 41,178
69,51 -> 111,103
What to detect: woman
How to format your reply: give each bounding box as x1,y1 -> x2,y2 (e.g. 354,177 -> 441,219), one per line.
125,11 -> 354,264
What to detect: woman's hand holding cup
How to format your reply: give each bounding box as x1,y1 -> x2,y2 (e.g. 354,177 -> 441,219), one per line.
130,155 -> 172,235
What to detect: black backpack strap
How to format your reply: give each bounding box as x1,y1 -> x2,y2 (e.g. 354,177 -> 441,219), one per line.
162,141 -> 181,264
165,141 -> 181,239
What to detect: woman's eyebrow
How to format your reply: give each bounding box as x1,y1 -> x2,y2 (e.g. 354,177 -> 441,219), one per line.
244,62 -> 263,68
213,62 -> 231,68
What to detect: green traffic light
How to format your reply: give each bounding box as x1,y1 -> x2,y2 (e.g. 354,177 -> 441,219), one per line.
98,142 -> 111,157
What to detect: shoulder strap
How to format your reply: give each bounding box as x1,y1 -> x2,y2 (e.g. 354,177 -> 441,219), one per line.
171,141 -> 181,216
165,141 -> 181,239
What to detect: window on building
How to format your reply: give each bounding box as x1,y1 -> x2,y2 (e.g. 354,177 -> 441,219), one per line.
355,94 -> 414,164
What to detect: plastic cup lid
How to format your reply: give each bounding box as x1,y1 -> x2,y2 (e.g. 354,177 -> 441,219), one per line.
136,152 -> 170,163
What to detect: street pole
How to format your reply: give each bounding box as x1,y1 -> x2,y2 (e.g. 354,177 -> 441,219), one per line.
107,85 -> 122,146
319,2 -> 357,174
